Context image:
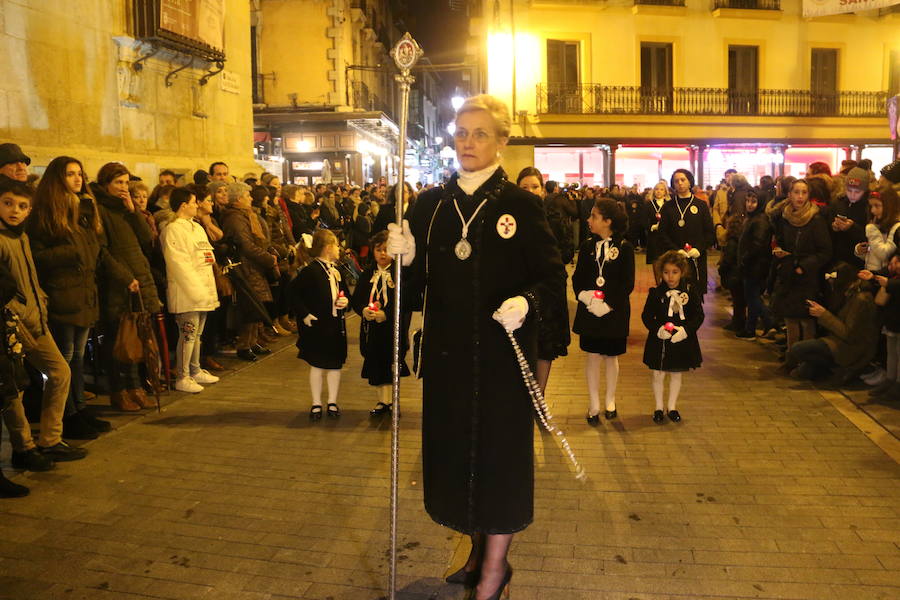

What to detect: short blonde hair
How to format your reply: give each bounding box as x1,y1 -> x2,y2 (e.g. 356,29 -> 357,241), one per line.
456,94 -> 511,139
309,229 -> 339,258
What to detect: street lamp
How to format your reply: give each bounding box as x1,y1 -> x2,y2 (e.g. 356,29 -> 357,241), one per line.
435,136 -> 443,145
446,122 -> 456,136
451,95 -> 465,111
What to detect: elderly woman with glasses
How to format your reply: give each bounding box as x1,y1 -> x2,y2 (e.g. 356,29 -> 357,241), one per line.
388,95 -> 566,600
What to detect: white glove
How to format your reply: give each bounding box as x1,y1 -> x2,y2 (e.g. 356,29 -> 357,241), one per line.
657,325 -> 672,340
577,290 -> 595,306
587,299 -> 611,318
686,247 -> 700,260
492,295 -> 529,331
302,314 -> 318,327
650,224 -> 659,232
387,219 -> 415,267
335,296 -> 349,310
373,310 -> 387,323
670,326 -> 688,343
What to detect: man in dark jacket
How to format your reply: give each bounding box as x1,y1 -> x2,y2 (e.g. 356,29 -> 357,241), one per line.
0,143 -> 30,185
830,167 -> 870,268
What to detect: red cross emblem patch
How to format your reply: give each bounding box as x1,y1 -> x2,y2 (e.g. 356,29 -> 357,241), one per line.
497,214 -> 517,239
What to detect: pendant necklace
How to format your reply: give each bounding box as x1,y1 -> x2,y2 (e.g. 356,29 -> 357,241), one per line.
452,196 -> 490,260
594,238 -> 610,287
675,196 -> 693,228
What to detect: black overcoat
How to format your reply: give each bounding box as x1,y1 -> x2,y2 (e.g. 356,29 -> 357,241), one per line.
571,235 -> 635,340
291,260 -> 349,369
406,168 -> 566,535
737,210 -> 773,283
643,198 -> 668,264
770,213 -> 832,319
641,283 -> 704,371
350,264 -> 410,386
658,196 -> 715,293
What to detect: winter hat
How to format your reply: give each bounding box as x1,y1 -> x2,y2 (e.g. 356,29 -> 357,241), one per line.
858,158 -> 873,171
845,167 -> 870,190
0,143 -> 30,167
881,160 -> 900,185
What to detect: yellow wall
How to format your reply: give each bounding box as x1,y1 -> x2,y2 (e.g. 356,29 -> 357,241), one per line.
474,0 -> 898,142
259,0 -> 335,107
0,0 -> 258,181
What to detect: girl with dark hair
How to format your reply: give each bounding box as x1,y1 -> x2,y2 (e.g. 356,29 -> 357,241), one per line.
29,157 -> 129,434
737,188 -> 774,339
517,167 -> 570,393
572,198 -> 634,423
641,250 -> 704,423
857,188 -> 900,272
350,230 -> 410,416
770,179 -> 832,354
658,169 -> 715,295
91,163 -> 162,412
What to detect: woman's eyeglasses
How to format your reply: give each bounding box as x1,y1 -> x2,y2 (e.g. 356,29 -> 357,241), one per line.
453,129 -> 493,143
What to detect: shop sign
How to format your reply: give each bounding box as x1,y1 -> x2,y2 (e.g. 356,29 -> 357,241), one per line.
803,0 -> 900,17
220,71 -> 240,94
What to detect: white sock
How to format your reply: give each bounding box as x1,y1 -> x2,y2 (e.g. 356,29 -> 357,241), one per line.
380,385 -> 392,406
667,372 -> 683,412
651,370 -> 665,411
326,369 -> 341,405
603,355 -> 619,412
585,353 -> 602,416
310,367 -> 324,406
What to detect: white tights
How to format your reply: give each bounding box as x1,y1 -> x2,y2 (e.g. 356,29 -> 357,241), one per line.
651,370 -> 682,412
309,367 -> 342,406
585,354 -> 619,415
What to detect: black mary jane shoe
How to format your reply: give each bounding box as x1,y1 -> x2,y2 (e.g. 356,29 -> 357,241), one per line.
309,405 -> 323,421
586,413 -> 600,426
370,402 -> 391,417
605,409 -> 617,420
667,410 -> 682,423
326,403 -> 341,419
445,565 -> 480,588
652,410 -> 665,424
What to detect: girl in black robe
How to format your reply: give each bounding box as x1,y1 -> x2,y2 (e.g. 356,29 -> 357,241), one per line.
572,198 -> 634,423
642,250 -> 704,424
350,230 -> 410,415
290,230 -> 349,419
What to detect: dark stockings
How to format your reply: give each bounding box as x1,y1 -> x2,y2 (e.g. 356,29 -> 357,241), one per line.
463,532 -> 484,572
476,533 -> 513,600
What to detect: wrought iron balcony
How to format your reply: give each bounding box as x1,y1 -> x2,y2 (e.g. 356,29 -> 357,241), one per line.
537,84 -> 886,118
635,0 -> 686,6
713,0 -> 781,9
351,80 -> 393,118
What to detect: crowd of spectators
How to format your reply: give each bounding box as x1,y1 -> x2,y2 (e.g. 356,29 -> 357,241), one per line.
0,141 -> 432,498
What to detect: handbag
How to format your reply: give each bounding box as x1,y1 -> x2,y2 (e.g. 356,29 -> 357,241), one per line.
113,293 -> 146,364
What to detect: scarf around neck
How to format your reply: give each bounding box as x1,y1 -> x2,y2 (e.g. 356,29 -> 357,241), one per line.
782,200 -> 818,228
457,163 -> 500,196
233,204 -> 265,239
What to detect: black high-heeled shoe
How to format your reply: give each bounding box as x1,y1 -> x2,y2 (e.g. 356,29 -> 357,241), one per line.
445,565 -> 480,587
480,565 -> 513,600
605,408 -> 617,420
586,413 -> 600,426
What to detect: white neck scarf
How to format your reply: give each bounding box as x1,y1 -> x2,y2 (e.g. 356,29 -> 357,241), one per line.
457,163 -> 500,196
317,259 -> 340,316
666,289 -> 686,320
369,265 -> 393,308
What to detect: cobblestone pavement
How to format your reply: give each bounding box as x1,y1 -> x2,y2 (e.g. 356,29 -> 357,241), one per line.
1,260 -> 899,600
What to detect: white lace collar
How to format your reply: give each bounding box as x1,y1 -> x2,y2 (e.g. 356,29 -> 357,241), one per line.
457,163 -> 500,196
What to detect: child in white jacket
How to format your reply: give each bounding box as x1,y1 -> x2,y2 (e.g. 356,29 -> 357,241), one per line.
161,188 -> 220,393
856,191 -> 900,272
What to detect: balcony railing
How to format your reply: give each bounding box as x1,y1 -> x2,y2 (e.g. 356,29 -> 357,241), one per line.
351,80 -> 393,118
714,0 -> 781,9
537,84 -> 886,118
635,0 -> 686,5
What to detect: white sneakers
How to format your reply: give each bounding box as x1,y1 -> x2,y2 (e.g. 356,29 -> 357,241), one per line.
175,377 -> 204,393
192,369 -> 220,385
175,370 -> 219,394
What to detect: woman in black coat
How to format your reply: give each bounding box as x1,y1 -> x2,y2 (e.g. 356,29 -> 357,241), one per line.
642,250 -> 704,424
516,167 -> 570,394
290,230 -> 349,420
658,169 -> 716,295
392,96 -> 567,598
350,230 -> 409,415
770,179 -> 832,351
572,198 -> 634,424
737,190 -> 774,338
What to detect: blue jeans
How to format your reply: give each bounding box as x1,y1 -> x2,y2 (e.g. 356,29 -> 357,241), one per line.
743,277 -> 772,333
50,323 -> 90,417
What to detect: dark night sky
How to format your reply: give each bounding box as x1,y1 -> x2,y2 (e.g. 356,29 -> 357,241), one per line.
405,2 -> 467,66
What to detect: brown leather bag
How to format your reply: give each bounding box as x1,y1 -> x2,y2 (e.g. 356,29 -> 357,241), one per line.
113,293 -> 145,364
